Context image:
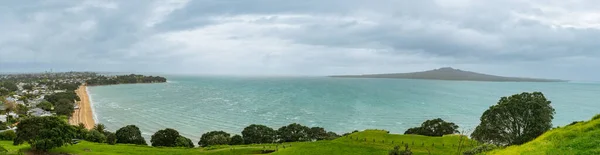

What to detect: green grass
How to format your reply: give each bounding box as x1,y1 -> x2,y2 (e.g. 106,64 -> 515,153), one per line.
273,130 -> 478,155
488,114 -> 600,155
0,140 -> 29,154
0,130 -> 478,155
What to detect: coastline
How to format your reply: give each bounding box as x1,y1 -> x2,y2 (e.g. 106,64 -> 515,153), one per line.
69,84 -> 96,129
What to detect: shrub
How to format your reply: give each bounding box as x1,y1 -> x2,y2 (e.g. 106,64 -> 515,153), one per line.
175,136 -> 194,148
0,130 -> 16,140
105,132 -> 117,145
151,128 -> 180,147
389,144 -> 412,155
463,144 -> 498,155
115,125 -> 147,145
86,130 -> 107,143
13,116 -> 76,151
199,131 -> 230,147
592,114 -> 600,120
229,135 -> 244,145
404,118 -> 459,137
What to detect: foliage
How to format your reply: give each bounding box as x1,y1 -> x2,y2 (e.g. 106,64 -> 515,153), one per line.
489,114 -> 600,154
94,124 -> 107,133
0,130 -> 16,140
463,144 -> 497,155
471,92 -> 555,146
151,128 -> 180,147
54,99 -> 74,117
36,100 -> 53,111
105,132 -> 117,145
16,104 -> 28,116
44,92 -> 79,105
277,123 -> 311,142
326,132 -> 340,140
115,125 -> 147,145
86,130 -> 107,143
242,124 -> 276,144
308,127 -> 328,141
404,118 -> 459,137
0,121 -> 7,130
0,82 -> 18,92
229,134 -> 244,145
74,123 -> 89,139
175,136 -> 194,148
22,84 -> 33,90
86,74 -> 167,86
389,144 -> 412,155
593,114 -> 600,120
199,131 -> 230,147
13,116 -> 76,151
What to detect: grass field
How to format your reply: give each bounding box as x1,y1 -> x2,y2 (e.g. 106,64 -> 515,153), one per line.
0,130 -> 478,155
487,114 -> 600,155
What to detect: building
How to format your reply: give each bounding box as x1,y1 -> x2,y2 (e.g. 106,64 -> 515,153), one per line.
28,108 -> 52,117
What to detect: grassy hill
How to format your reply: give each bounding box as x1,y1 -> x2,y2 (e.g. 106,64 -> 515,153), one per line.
487,114 -> 600,155
0,130 -> 477,155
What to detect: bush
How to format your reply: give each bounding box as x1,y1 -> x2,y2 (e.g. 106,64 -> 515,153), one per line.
389,144 -> 412,155
593,114 -> 600,120
13,116 -> 76,151
0,130 -> 16,140
404,118 -> 459,137
463,144 -> 498,155
86,130 -> 107,143
175,136 -> 194,148
199,131 -> 230,147
229,135 -> 244,145
115,125 -> 147,145
0,121 -> 7,130
151,128 -> 180,147
105,132 -> 117,145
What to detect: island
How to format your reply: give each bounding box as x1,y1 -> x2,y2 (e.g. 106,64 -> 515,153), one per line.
330,67 -> 566,82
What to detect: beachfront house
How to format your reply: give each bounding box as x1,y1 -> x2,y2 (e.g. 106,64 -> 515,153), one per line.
28,108 -> 52,117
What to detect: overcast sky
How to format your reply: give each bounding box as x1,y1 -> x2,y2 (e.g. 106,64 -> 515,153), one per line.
1,0 -> 599,81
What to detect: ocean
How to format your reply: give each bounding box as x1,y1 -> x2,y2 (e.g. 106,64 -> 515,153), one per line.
88,75 -> 600,142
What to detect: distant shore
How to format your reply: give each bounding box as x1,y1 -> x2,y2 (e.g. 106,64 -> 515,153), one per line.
69,84 -> 95,129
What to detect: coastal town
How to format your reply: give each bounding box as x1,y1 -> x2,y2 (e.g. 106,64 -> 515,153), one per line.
0,72 -> 167,132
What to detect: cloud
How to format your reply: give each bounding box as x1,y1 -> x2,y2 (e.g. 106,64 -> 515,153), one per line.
0,0 -> 599,80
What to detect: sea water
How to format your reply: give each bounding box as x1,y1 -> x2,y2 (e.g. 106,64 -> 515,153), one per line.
88,76 -> 600,142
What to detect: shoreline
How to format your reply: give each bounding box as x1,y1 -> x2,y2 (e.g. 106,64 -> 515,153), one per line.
69,84 -> 96,129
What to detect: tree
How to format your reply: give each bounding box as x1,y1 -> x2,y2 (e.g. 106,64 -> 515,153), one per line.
242,124 -> 276,144
0,82 -> 18,92
0,121 -> 7,130
199,131 -> 230,147
16,104 -> 28,116
404,118 -> 459,137
13,116 -> 76,151
229,134 -> 244,145
0,130 -> 16,140
37,100 -> 53,111
308,127 -> 328,141
105,132 -> 117,145
175,136 -> 194,148
471,92 -> 555,146
22,84 -> 34,90
74,123 -> 89,139
86,130 -> 107,143
94,124 -> 107,133
151,128 -> 180,147
326,131 -> 340,140
115,125 -> 147,145
54,99 -> 74,117
277,123 -> 311,142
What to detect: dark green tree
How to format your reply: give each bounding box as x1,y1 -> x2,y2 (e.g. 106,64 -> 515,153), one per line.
326,131 -> 340,140
115,125 -> 147,145
73,123 -> 89,139
0,82 -> 18,92
308,127 -> 328,141
54,99 -> 74,117
105,132 -> 117,145
86,130 -> 107,143
94,124 -> 107,133
0,121 -> 7,130
242,124 -> 276,144
175,136 -> 194,148
13,116 -> 76,151
151,128 -> 180,147
471,92 -> 555,146
404,118 -> 459,137
277,123 -> 311,142
16,104 -> 29,116
199,131 -> 230,147
229,134 -> 244,145
22,84 -> 34,90
37,100 -> 53,111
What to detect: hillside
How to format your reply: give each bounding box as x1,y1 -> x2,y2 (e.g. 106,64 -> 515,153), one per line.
0,130 -> 478,155
488,114 -> 600,154
330,67 -> 565,82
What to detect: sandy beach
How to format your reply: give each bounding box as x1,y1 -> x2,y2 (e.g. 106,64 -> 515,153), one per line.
69,85 -> 95,129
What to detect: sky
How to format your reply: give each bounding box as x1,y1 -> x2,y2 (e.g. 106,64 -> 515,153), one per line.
0,0 -> 599,81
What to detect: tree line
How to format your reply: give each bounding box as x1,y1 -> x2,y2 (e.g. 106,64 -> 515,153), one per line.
85,74 -> 167,86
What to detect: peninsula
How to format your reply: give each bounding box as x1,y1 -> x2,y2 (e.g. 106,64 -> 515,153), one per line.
330,67 -> 566,82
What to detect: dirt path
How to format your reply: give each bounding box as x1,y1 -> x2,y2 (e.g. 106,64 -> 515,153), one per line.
69,85 -> 95,129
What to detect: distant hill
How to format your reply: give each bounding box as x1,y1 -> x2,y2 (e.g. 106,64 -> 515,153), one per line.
330,67 -> 565,82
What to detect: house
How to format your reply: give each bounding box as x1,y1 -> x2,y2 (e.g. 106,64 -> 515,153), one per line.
0,112 -> 18,122
28,108 -> 52,117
